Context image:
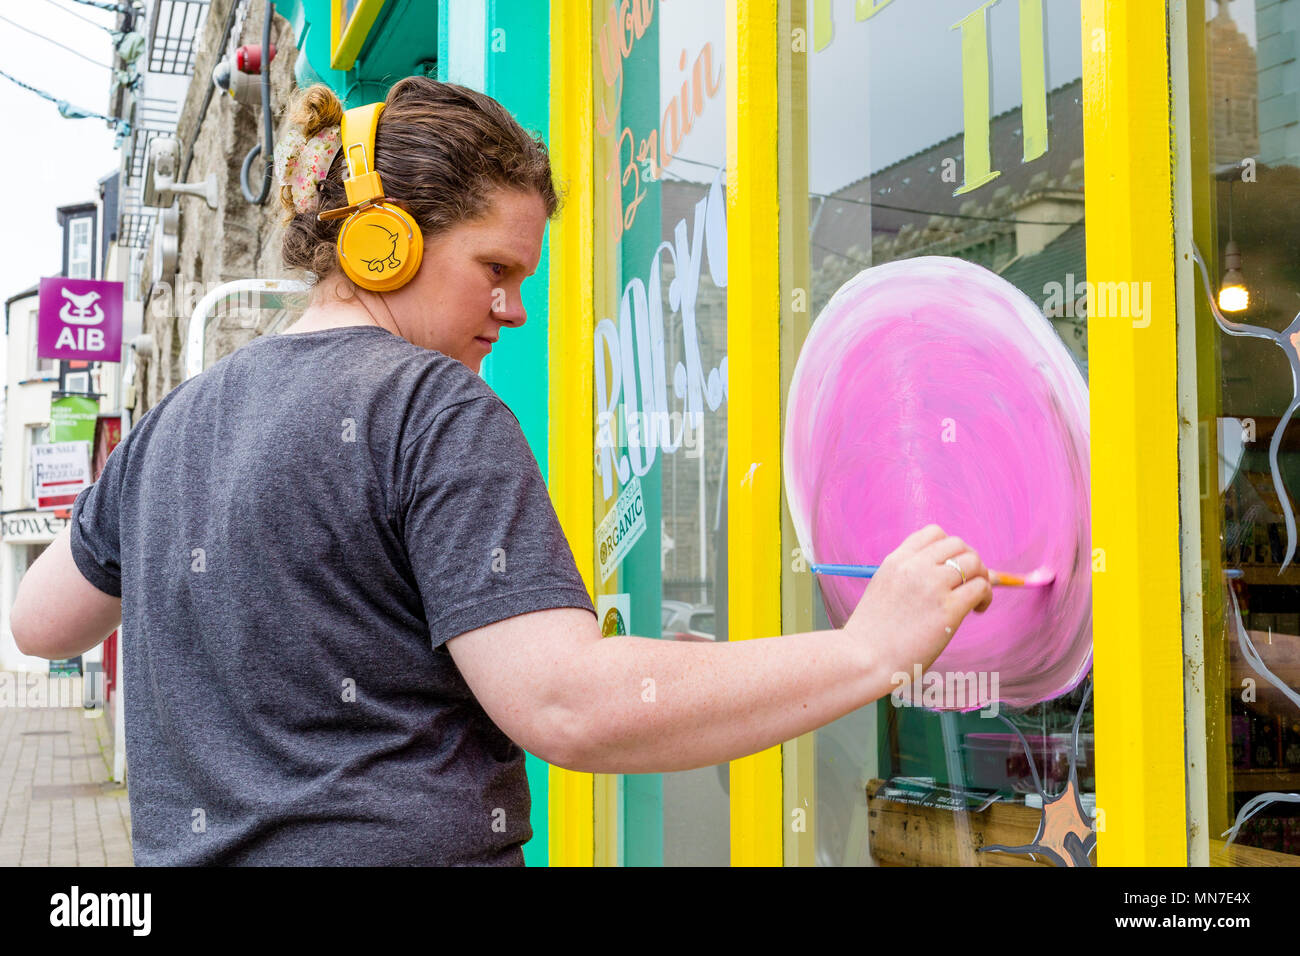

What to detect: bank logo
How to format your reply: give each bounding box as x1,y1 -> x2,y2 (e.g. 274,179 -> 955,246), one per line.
58,287 -> 105,325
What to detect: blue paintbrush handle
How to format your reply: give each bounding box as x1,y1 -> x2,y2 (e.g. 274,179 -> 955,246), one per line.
810,563 -> 880,578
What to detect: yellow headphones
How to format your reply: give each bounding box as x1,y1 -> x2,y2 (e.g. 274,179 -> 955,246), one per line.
317,102 -> 424,292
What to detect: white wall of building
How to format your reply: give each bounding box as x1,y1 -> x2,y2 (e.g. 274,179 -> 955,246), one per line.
0,204 -> 133,673
1,289 -> 64,672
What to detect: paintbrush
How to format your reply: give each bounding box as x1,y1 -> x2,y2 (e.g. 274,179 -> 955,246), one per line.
810,563 -> 1055,587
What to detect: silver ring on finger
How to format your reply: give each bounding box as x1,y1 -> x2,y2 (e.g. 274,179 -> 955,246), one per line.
944,557 -> 966,585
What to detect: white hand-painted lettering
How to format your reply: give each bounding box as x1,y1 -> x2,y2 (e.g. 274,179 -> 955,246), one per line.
595,169 -> 729,501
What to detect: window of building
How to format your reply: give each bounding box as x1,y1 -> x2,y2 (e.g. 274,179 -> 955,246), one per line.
28,311 -> 56,377
63,370 -> 92,394
69,217 -> 93,279
25,423 -> 50,508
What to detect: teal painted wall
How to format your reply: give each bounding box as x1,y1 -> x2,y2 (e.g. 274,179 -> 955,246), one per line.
282,0 -> 436,105
473,0 -> 556,868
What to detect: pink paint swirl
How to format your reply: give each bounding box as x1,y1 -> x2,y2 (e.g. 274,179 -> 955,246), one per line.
784,257 -> 1092,709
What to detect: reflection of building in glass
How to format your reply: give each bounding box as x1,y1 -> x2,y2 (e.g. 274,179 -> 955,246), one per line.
1209,0 -> 1259,163
810,79 -> 1087,370
1253,0 -> 1300,167
802,5 -> 1275,380
1205,0 -> 1300,860
653,181 -> 728,615
1208,0 -> 1300,417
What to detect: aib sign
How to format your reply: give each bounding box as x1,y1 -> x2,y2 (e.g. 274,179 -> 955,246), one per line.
38,277 -> 123,363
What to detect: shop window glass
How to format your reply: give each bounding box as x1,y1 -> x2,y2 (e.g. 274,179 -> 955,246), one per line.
787,0 -> 1092,866
1189,0 -> 1300,863
591,0 -> 730,865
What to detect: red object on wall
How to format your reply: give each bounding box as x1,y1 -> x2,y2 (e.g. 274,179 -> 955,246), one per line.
235,43 -> 277,74
93,415 -> 122,473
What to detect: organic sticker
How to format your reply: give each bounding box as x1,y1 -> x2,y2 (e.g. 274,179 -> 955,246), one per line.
596,477 -> 647,583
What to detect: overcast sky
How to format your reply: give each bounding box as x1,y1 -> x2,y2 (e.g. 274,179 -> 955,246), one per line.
0,2 -> 123,349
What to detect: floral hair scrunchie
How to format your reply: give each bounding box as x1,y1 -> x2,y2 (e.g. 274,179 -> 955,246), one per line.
274,123 -> 343,214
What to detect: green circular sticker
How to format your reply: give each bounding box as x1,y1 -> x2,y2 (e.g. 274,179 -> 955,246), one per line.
601,607 -> 626,637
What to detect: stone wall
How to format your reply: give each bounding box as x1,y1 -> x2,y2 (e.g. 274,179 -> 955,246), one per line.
138,0 -> 304,415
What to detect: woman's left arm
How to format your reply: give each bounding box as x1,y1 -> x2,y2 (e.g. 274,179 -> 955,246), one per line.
12,524 -> 122,660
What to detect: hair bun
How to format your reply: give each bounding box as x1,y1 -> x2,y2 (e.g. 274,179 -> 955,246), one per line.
287,83 -> 344,139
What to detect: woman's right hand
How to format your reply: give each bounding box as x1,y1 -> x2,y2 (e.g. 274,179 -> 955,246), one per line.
843,524 -> 993,677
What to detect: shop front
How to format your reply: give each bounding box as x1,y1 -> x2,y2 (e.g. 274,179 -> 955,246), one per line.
198,0 -> 1295,866
542,0 -> 1300,866
0,511 -> 64,674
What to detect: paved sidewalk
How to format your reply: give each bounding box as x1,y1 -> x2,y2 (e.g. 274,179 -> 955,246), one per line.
0,673 -> 132,866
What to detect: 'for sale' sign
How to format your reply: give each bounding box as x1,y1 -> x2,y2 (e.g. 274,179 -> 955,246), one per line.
32,441 -> 92,511
37,277 -> 123,363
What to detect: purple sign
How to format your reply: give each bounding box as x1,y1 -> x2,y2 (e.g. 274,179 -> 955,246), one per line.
37,277 -> 123,363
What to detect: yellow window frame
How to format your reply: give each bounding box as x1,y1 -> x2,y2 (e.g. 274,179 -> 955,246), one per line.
1082,0 -> 1187,865
330,0 -> 387,72
547,0 -> 597,867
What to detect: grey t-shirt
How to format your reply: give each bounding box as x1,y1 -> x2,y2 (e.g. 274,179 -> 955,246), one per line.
69,325 -> 595,865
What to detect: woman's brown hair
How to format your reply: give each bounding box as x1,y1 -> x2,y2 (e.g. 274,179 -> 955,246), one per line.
280,76 -> 560,286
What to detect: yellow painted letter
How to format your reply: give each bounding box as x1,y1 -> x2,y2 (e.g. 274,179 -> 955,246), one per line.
951,0 -> 1002,196
1019,0 -> 1048,162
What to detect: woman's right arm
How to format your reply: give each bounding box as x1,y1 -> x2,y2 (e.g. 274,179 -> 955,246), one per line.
447,525 -> 993,774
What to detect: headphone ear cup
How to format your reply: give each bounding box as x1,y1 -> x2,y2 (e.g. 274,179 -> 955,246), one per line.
335,203 -> 424,292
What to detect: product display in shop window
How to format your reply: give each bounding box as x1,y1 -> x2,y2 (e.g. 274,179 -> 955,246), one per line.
1194,243 -> 1300,851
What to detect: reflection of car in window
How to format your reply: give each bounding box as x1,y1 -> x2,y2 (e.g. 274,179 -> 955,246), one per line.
661,601 -> 715,641
661,600 -> 690,634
